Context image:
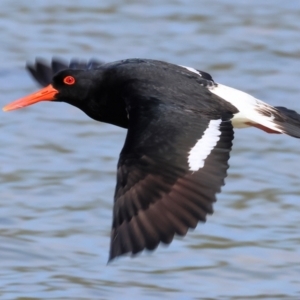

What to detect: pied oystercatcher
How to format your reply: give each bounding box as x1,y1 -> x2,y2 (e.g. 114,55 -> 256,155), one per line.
3,58 -> 300,261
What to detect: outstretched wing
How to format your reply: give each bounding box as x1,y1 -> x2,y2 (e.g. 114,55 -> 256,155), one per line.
109,103 -> 234,261
26,58 -> 104,87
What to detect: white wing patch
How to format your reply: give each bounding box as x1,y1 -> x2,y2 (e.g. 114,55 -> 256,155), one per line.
179,64 -> 282,133
209,83 -> 282,133
188,119 -> 222,171
179,65 -> 202,76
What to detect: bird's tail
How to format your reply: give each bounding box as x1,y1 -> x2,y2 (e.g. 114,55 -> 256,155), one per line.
274,106 -> 300,138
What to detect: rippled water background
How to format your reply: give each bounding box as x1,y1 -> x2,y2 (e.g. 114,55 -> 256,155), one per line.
1,1 -> 300,299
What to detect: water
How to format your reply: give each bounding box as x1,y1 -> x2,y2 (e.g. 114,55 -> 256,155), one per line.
1,1 -> 300,299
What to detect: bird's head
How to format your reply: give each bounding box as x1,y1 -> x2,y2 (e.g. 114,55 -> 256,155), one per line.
3,68 -> 129,128
3,69 -> 96,111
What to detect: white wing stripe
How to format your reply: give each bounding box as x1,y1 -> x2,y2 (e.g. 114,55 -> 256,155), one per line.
188,119 -> 222,171
179,65 -> 202,76
209,83 -> 282,133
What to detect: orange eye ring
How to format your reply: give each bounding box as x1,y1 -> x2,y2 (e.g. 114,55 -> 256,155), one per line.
63,76 -> 75,85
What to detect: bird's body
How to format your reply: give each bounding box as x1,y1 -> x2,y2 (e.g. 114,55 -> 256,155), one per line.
4,58 -> 300,261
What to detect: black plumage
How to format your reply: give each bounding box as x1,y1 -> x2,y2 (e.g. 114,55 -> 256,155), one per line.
4,58 -> 300,261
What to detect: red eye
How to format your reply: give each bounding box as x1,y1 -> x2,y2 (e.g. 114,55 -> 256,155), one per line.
63,76 -> 75,85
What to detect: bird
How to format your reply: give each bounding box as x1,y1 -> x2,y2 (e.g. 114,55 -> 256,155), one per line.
3,58 -> 300,262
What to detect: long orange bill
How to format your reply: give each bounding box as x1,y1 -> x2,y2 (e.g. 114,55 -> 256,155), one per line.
3,84 -> 59,112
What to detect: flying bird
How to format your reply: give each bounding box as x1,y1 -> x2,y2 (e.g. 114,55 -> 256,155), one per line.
3,58 -> 300,261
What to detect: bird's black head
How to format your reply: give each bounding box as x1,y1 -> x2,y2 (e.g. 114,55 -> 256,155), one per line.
3,68 -> 129,128
51,69 -> 100,106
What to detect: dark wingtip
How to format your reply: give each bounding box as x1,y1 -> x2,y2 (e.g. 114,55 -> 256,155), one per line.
107,248 -> 125,264
26,58 -> 47,86
108,246 -> 116,263
51,57 -> 69,74
25,62 -> 37,82
108,243 -> 122,263
26,58 -> 58,87
25,57 -> 105,87
107,256 -> 114,265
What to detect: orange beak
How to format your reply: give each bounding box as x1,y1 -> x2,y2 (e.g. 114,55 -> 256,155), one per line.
3,84 -> 58,112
